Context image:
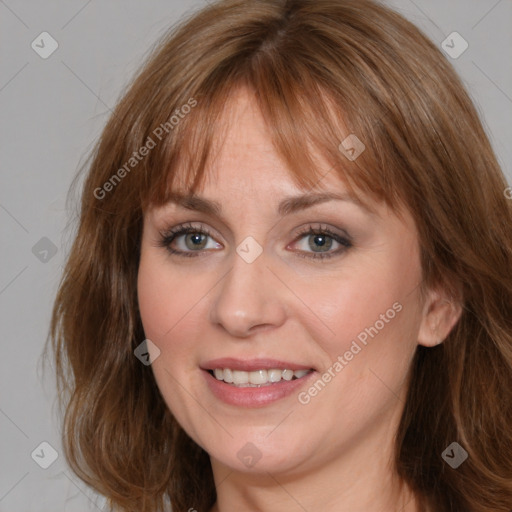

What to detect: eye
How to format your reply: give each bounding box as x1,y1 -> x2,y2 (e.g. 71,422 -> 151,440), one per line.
157,222 -> 222,258
157,222 -> 352,260
289,224 -> 352,260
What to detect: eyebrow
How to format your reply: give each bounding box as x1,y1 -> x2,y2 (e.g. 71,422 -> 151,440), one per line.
165,191 -> 376,217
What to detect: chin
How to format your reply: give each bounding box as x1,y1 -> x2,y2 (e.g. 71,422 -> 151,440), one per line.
206,433 -> 315,476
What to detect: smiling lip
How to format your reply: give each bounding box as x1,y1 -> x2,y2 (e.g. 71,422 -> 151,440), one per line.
201,358 -> 314,372
201,358 -> 316,407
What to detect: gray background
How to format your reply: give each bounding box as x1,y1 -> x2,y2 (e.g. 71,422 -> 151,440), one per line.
1,1 -> 511,510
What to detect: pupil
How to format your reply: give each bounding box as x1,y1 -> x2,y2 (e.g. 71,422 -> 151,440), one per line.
310,234 -> 332,252
187,233 -> 206,249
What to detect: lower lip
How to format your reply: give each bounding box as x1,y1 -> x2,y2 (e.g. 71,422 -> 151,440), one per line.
202,370 -> 316,407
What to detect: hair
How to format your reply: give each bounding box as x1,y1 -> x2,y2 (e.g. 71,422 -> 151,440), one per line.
44,0 -> 512,511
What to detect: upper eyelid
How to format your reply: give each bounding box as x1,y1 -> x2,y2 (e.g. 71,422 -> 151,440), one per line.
153,197 -> 373,237
161,221 -> 349,239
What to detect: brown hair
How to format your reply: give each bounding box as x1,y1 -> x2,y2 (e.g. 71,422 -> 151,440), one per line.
44,0 -> 512,511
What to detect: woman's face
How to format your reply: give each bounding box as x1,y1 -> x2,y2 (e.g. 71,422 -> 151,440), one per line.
137,87 -> 429,477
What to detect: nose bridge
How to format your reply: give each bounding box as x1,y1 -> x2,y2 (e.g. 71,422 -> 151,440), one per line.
209,244 -> 286,337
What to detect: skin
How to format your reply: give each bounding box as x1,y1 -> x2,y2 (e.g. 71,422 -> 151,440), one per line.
137,87 -> 462,512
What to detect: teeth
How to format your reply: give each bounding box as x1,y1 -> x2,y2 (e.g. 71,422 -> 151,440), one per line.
210,368 -> 312,386
249,369 -> 268,384
232,370 -> 249,385
268,369 -> 282,382
282,369 -> 294,381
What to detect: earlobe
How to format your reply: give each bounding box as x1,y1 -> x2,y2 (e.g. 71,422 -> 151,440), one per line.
417,288 -> 463,348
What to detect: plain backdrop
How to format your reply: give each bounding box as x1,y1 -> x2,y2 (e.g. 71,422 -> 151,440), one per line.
1,1 -> 511,510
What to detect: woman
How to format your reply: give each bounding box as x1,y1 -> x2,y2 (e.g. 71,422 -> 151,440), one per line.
46,0 -> 512,510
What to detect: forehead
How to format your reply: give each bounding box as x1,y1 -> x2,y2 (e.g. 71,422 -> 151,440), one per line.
147,85 -> 412,230
155,83 -> 404,224
173,86 -> 349,198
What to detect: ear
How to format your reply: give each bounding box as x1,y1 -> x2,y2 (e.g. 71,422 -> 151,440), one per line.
417,286 -> 463,347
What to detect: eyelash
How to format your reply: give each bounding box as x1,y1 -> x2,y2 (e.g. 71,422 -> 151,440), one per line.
157,222 -> 353,260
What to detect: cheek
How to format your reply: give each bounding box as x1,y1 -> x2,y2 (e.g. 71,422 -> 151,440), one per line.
136,248 -> 208,436
291,247 -> 423,430
137,260 -> 174,346
137,247 -> 208,344
301,245 -> 422,361
136,246 -> 223,402
136,248 -> 196,391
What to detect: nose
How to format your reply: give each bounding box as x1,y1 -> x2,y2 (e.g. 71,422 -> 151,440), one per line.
209,248 -> 287,338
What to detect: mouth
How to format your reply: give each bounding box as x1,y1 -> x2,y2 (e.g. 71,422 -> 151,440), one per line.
206,368 -> 314,387
200,358 -> 317,407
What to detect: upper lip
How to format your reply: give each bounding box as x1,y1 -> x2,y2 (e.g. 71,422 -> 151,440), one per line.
201,358 -> 315,372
